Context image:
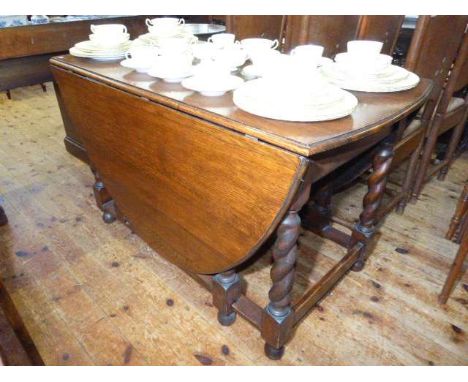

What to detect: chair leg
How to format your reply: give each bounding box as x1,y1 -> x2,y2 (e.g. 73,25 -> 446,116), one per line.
412,114 -> 443,200
0,205 -> 7,226
6,90 -> 11,100
40,83 -> 47,93
437,109 -> 468,181
439,226 -> 467,304
351,142 -> 394,272
396,135 -> 424,214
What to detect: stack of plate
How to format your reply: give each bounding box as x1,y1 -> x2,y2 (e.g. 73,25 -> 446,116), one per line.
70,40 -> 131,61
233,78 -> 358,122
321,58 -> 420,92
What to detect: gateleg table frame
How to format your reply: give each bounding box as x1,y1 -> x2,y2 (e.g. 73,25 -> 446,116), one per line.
50,55 -> 432,360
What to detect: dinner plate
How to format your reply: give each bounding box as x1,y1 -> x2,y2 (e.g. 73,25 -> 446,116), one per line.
182,75 -> 244,96
74,40 -> 131,53
321,64 -> 420,92
69,47 -> 126,60
232,78 -> 358,122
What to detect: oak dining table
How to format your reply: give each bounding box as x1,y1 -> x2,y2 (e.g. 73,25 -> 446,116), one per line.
50,54 -> 432,360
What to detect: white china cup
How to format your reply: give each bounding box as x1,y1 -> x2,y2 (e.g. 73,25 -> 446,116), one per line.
334,52 -> 392,74
153,53 -> 193,74
89,33 -> 129,46
347,40 -> 383,56
249,49 -> 281,71
125,46 -> 158,63
191,42 -> 218,60
241,38 -> 279,56
208,33 -> 238,48
146,17 -> 185,28
193,59 -> 232,79
90,24 -> 127,35
148,25 -> 181,36
157,36 -> 196,55
290,44 -> 324,68
212,46 -> 247,68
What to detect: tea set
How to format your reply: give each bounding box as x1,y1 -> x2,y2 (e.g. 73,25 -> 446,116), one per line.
69,21 -> 420,120
69,23 -> 131,60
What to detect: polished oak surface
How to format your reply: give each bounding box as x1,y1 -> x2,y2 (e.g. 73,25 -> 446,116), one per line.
52,67 -> 307,274
50,55 -> 432,157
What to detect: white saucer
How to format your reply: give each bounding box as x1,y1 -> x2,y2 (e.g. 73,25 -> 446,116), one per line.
182,75 -> 244,96
120,58 -> 152,73
147,67 -> 193,83
232,78 -> 358,122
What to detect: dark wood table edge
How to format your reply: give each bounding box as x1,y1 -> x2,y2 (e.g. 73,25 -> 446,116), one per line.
49,57 -> 433,158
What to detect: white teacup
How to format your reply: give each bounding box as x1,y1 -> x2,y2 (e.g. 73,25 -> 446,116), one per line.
208,33 -> 238,48
212,47 -> 247,69
154,53 -> 193,73
193,59 -> 232,79
191,42 -> 218,60
89,33 -> 129,46
347,40 -> 383,56
157,36 -> 195,55
241,38 -> 279,56
91,24 -> 127,35
249,49 -> 281,70
290,44 -> 324,67
146,17 -> 185,28
335,52 -> 392,74
125,46 -> 158,63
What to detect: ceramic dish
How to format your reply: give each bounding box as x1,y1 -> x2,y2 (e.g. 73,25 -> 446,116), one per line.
69,47 -> 126,60
321,64 -> 420,92
232,78 -> 358,122
120,58 -> 153,73
181,75 -> 244,96
147,67 -> 194,83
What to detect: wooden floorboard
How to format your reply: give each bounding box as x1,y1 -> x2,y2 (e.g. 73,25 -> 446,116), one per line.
0,84 -> 466,365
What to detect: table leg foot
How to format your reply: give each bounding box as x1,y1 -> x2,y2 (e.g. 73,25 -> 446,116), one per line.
264,343 -> 285,360
351,259 -> 365,272
217,311 -> 236,326
103,210 -> 116,224
212,270 -> 241,327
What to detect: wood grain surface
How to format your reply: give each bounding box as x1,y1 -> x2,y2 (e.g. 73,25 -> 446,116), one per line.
52,67 -> 306,274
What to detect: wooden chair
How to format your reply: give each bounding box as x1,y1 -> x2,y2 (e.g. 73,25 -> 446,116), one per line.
412,29 -> 468,199
446,183 -> 468,243
356,15 -> 405,55
224,16 -> 284,42
306,16 -> 468,239
282,15 -> 404,57
0,207 -> 42,365
439,183 -> 468,304
379,15 -> 468,216
282,15 -> 360,56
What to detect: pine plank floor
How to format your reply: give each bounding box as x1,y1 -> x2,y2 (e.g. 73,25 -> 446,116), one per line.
0,83 -> 466,365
